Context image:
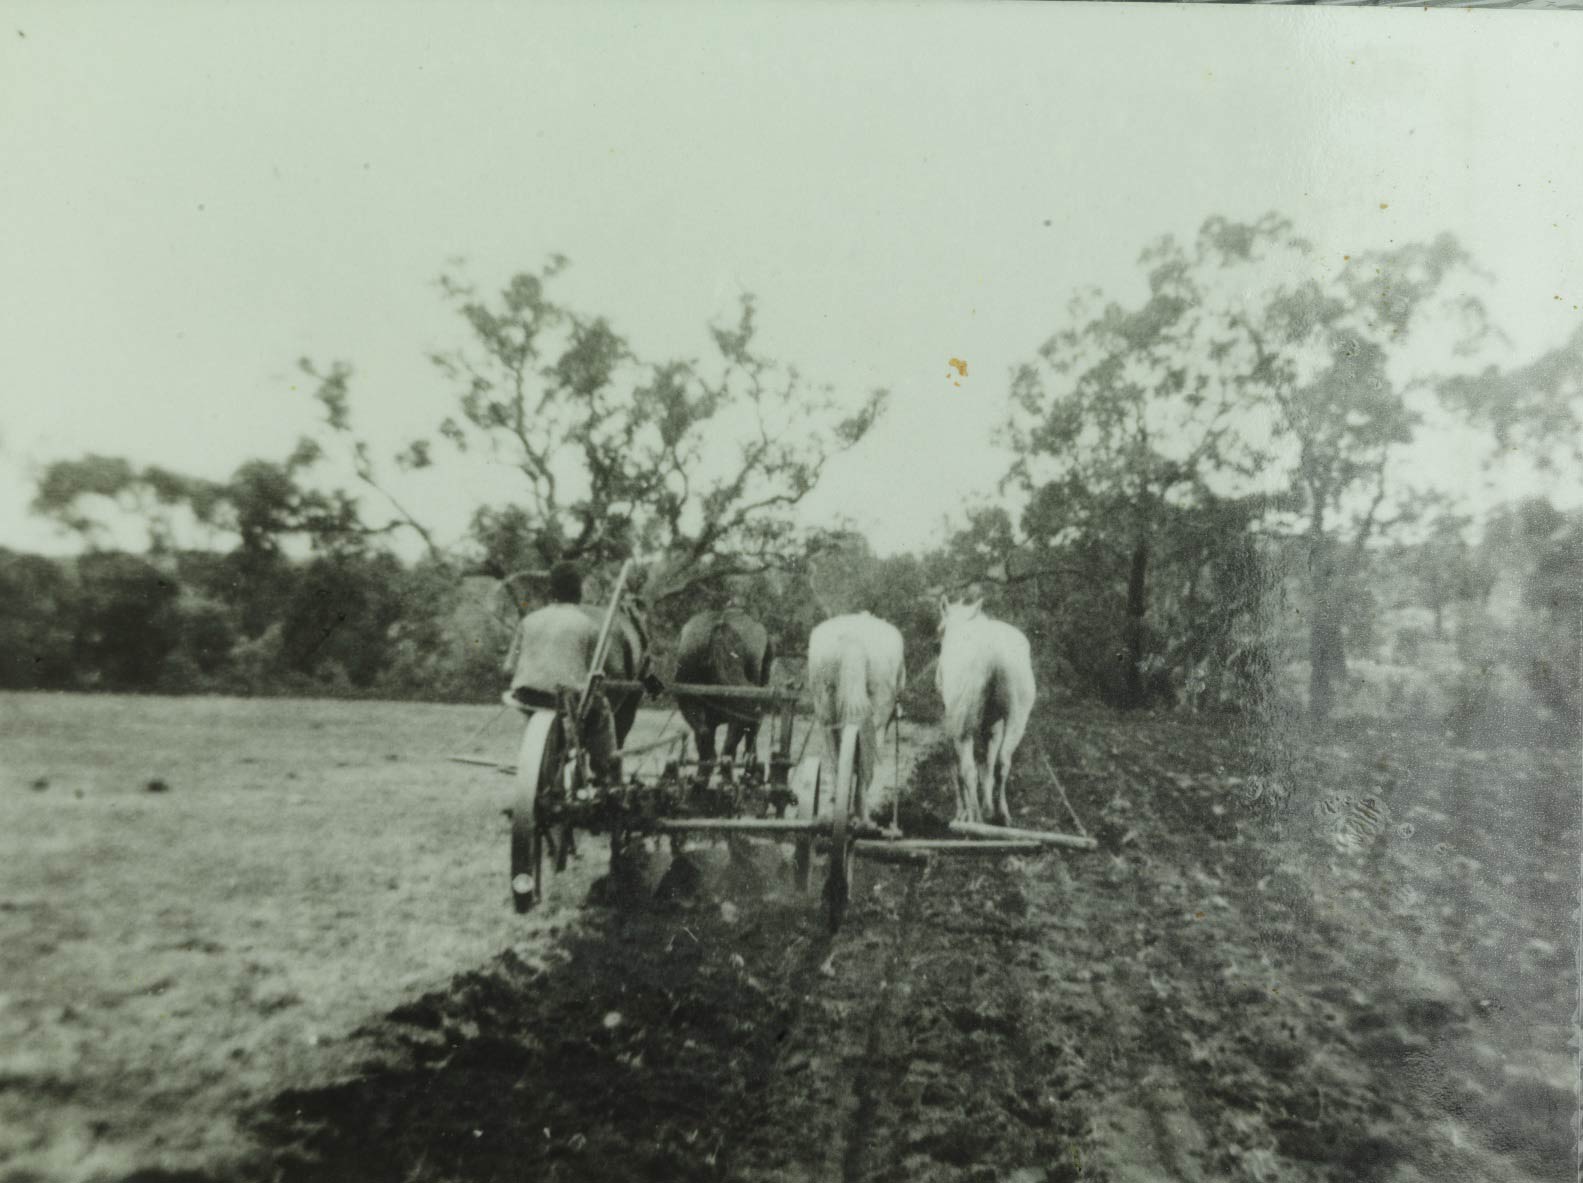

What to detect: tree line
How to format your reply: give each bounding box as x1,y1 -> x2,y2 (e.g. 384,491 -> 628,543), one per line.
5,216 -> 1579,733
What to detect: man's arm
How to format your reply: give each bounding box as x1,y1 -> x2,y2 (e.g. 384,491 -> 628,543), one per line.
502,620 -> 522,678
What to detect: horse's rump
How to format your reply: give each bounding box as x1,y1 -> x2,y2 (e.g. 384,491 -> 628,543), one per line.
808,612 -> 905,728
675,610 -> 770,683
831,646 -> 871,727
939,618 -> 1034,742
937,601 -> 1036,823
675,610 -> 772,725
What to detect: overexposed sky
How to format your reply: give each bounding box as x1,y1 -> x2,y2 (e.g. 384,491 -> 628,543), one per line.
2,2 -> 1579,557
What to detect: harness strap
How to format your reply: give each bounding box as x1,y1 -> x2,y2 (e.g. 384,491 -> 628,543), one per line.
1037,745 -> 1089,838
892,709 -> 902,835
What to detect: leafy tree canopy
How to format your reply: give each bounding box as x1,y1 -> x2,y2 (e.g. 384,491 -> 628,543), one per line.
1439,321 -> 1583,470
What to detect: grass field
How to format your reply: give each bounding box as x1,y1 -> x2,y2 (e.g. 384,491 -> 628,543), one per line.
2,690 -> 1577,1183
0,693 -> 634,1181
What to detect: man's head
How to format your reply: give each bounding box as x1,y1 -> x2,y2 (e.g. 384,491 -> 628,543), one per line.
548,561 -> 582,604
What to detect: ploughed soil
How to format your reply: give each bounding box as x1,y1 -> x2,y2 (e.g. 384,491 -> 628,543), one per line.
4,695 -> 1576,1182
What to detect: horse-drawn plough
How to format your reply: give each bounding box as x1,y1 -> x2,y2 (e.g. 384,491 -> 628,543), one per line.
451,561 -> 1097,932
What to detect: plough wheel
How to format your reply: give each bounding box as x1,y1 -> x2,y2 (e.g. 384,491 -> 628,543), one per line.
824,730 -> 859,932
510,711 -> 563,914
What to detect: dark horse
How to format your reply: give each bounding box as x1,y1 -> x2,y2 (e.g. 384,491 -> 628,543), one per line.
674,608 -> 775,779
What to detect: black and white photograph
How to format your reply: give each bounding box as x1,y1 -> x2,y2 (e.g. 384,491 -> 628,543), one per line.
2,4 -> 1580,1182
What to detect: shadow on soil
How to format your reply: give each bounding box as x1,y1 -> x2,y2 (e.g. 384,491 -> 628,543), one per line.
210,843 -> 839,1183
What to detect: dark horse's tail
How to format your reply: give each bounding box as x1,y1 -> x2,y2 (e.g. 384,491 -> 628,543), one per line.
707,616 -> 748,685
758,633 -> 776,689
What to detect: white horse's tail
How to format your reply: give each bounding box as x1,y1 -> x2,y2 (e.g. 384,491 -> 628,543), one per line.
836,722 -> 860,814
939,653 -> 989,741
833,647 -> 871,726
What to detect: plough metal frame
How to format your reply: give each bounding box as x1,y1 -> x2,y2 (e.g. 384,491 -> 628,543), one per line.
456,560 -> 1097,932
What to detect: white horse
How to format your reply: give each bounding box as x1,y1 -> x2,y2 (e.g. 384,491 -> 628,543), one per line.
936,598 -> 1036,826
807,612 -> 906,828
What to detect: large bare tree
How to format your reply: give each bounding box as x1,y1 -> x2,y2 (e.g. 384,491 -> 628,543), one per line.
304,258 -> 887,603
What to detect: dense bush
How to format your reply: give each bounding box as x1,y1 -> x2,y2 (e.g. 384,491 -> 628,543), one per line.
0,498 -> 1576,738
72,552 -> 183,690
0,549 -> 78,689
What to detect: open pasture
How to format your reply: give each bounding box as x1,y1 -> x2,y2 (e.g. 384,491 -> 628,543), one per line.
0,692 -> 621,1181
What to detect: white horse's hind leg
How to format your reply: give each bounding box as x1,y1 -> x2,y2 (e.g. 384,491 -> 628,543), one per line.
980,719 -> 1006,824
992,711 -> 1028,826
821,727 -> 846,818
954,739 -> 979,823
856,720 -> 878,822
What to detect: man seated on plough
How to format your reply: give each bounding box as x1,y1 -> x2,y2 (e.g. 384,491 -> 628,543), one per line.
502,560 -> 629,783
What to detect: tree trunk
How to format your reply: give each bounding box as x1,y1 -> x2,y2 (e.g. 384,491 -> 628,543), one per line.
1308,528 -> 1347,721
1122,538 -> 1150,709
1426,565 -> 1446,640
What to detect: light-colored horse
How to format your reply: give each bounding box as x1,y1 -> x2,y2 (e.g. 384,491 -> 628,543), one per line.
936,598 -> 1036,826
807,612 -> 906,827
